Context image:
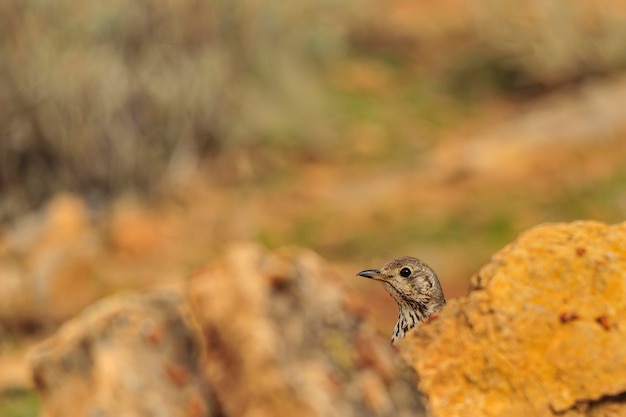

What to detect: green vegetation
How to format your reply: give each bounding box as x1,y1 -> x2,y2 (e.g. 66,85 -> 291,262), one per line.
0,390 -> 39,417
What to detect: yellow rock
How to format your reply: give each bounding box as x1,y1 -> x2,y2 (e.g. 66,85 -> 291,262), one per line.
400,221 -> 626,417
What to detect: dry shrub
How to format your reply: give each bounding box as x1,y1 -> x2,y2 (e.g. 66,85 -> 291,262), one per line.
345,1 -> 626,96
0,0 -> 349,219
472,0 -> 626,85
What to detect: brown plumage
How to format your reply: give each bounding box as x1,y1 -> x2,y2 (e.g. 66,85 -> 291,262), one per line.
357,256 -> 446,343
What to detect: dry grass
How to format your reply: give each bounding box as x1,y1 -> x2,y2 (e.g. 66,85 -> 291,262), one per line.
472,0 -> 626,85
0,0 -> 350,219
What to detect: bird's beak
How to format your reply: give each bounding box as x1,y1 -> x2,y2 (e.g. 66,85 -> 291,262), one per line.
357,269 -> 385,281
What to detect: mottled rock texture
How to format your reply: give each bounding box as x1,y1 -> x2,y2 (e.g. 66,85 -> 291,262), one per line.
188,243 -> 426,417
401,221 -> 626,417
30,291 -> 214,417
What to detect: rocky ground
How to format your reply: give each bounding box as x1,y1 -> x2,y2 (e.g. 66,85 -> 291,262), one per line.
1,71 -> 626,414
1,79 -> 626,413
7,220 -> 626,417
2,2 -> 626,416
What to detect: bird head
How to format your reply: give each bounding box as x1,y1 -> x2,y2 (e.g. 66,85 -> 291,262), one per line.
357,256 -> 445,318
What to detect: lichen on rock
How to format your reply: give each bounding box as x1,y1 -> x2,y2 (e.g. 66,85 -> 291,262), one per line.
400,221 -> 626,417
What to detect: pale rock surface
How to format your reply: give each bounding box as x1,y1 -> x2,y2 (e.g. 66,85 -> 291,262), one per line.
30,290 -> 214,417
188,243 -> 425,417
401,221 -> 626,417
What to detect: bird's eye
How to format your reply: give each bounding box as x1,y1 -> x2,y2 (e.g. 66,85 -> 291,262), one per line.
399,267 -> 412,277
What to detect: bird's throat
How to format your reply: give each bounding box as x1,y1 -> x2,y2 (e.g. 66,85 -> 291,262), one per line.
392,305 -> 424,343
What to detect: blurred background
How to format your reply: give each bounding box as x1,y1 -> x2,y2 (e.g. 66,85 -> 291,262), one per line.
1,0 -> 626,414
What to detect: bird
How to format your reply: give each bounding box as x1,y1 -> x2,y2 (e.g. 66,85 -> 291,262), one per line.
357,256 -> 445,343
